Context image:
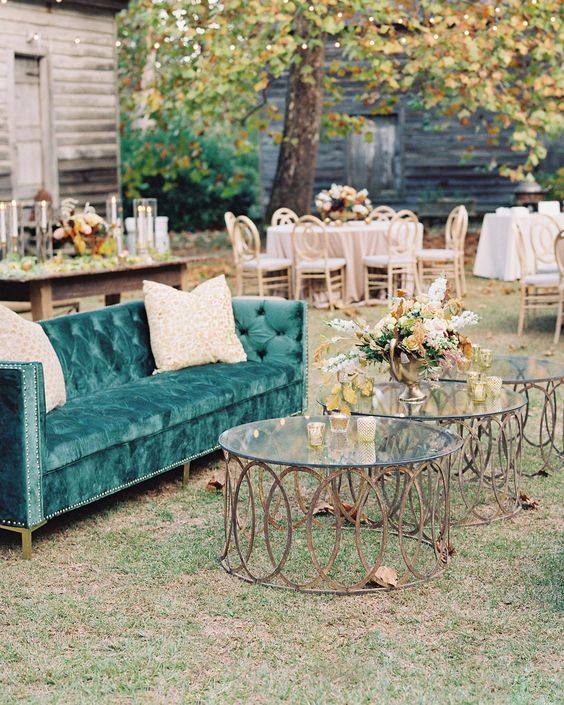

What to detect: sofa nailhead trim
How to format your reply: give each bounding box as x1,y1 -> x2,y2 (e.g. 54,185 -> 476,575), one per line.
43,445 -> 221,520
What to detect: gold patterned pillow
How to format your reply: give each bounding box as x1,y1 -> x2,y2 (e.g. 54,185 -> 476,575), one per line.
143,275 -> 247,372
0,304 -> 66,412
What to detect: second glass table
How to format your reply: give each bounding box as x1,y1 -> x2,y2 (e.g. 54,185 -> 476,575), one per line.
319,381 -> 527,526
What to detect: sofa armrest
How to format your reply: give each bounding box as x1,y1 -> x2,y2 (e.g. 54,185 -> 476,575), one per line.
0,362 -> 46,528
232,298 -> 308,407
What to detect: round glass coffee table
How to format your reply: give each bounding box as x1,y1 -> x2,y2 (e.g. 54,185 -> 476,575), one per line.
219,416 -> 463,594
319,382 -> 526,526
441,356 -> 563,475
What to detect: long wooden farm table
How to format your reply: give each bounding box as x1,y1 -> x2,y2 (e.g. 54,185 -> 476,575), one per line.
0,256 -> 208,321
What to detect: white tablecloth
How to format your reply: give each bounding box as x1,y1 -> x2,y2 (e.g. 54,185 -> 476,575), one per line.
266,221 -> 423,303
474,213 -> 563,281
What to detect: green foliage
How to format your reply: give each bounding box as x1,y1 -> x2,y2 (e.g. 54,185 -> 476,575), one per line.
535,168 -> 564,202
120,122 -> 260,231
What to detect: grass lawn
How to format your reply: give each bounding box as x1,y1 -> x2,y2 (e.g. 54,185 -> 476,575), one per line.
1,268 -> 562,705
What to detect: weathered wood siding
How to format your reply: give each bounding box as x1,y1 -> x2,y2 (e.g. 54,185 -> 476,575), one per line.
0,1 -> 121,210
260,69 -> 527,216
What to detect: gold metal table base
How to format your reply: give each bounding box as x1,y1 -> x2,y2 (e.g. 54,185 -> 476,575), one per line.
220,454 -> 454,594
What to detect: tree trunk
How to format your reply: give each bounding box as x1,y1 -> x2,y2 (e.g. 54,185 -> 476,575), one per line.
266,22 -> 325,221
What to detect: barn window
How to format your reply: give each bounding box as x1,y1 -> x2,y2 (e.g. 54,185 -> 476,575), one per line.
345,115 -> 401,197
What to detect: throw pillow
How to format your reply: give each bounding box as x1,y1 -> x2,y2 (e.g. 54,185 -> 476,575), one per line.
143,275 -> 247,372
0,304 -> 66,412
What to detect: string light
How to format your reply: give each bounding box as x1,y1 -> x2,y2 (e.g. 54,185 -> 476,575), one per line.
369,39 -> 375,46
433,33 -> 439,40
308,4 -> 314,10
464,30 -> 469,36
522,20 -> 528,27
494,6 -> 500,13
492,25 -> 498,31
266,43 -> 272,50
301,42 -> 308,49
74,37 -> 81,44
399,37 -> 407,44
115,39 -> 122,47
550,16 -> 556,22
337,11 -> 342,18
369,16 -> 374,22
154,41 -> 160,48
334,41 -> 340,47
463,14 -> 469,20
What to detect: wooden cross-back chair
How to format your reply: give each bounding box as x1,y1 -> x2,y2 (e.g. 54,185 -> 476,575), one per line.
515,215 -> 560,337
232,215 -> 292,298
271,207 -> 299,227
292,215 -> 346,310
363,209 -> 421,304
370,205 -> 396,221
417,205 -> 468,298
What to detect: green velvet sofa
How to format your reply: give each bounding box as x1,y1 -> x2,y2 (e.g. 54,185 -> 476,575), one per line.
0,298 -> 307,557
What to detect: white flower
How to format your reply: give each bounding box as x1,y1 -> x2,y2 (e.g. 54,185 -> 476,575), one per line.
321,352 -> 361,375
428,276 -> 448,304
449,311 -> 479,330
326,318 -> 360,335
423,317 -> 448,346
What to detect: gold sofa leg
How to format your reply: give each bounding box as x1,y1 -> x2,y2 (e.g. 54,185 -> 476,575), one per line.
182,462 -> 191,488
0,521 -> 46,559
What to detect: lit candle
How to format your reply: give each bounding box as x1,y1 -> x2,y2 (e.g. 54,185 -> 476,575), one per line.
40,200 -> 48,229
0,203 -> 6,244
137,205 -> 146,248
10,200 -> 18,239
146,206 -> 153,248
110,195 -> 117,224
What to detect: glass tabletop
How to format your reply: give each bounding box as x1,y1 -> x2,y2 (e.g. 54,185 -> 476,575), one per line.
219,416 -> 463,469
318,382 -> 526,421
441,355 -> 564,384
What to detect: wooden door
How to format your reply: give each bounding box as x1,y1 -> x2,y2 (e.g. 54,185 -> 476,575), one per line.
346,116 -> 401,198
14,56 -> 45,199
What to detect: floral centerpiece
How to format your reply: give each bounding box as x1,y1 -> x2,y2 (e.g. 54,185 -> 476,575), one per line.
317,276 -> 478,409
315,184 -> 373,223
53,199 -> 116,256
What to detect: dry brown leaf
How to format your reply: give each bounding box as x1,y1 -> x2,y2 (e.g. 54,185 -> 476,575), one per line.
542,349 -> 555,357
372,566 -> 398,589
435,539 -> 456,563
206,476 -> 225,492
502,286 -> 514,295
340,502 -> 370,524
311,501 -> 334,516
519,493 -> 540,510
508,343 -> 526,352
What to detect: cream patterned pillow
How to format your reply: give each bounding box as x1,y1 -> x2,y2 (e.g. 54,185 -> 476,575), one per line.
0,304 -> 66,412
143,275 -> 247,372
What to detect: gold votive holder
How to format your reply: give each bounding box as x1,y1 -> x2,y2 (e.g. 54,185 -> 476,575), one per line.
486,375 -> 503,398
356,416 -> 377,443
329,412 -> 349,434
466,370 -> 480,396
471,344 -> 481,369
480,348 -> 493,371
307,422 -> 326,449
472,380 -> 487,403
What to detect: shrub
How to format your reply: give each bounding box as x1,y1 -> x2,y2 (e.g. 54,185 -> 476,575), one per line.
120,123 -> 261,231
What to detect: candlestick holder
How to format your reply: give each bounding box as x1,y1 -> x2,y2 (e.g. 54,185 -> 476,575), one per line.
34,201 -> 53,263
3,200 -> 24,258
106,193 -> 124,255
133,198 -> 157,255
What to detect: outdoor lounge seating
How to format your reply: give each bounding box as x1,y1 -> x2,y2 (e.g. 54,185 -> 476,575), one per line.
0,297 -> 307,557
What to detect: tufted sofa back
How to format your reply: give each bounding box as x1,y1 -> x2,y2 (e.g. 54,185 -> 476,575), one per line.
40,302 -> 155,400
40,298 -> 306,402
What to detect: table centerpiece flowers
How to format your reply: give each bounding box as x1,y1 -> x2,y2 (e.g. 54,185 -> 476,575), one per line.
317,276 -> 478,409
315,184 -> 373,223
53,199 -> 116,256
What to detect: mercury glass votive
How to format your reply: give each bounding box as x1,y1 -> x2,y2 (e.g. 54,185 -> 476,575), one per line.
471,344 -> 481,369
466,370 -> 480,397
307,421 -> 326,449
329,412 -> 350,434
472,380 -> 487,403
486,375 -> 503,398
480,348 -> 494,371
356,416 -> 377,443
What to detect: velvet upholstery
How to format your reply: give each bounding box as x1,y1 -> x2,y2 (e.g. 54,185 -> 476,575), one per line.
1,298 -> 307,528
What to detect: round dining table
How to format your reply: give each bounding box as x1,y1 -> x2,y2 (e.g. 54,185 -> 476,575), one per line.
266,220 -> 424,303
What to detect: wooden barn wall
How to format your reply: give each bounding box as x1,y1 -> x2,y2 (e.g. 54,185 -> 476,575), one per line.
259,71 -> 526,216
0,2 -> 120,211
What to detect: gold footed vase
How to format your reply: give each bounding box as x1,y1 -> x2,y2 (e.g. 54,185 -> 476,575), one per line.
389,339 -> 427,403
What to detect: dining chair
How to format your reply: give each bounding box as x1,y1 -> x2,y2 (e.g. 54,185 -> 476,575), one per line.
515,216 -> 560,336
553,232 -> 563,345
363,209 -> 421,304
271,207 -> 299,227
224,211 -> 237,246
292,215 -> 346,310
232,215 -> 292,298
370,205 -> 396,221
417,205 -> 468,297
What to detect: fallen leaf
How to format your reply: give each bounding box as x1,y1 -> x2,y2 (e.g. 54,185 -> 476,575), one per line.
508,344 -> 526,352
372,566 -> 398,589
311,501 -> 334,516
542,349 -> 555,357
206,476 -> 225,492
435,539 -> 456,563
502,286 -> 514,295
340,502 -> 370,524
519,492 -> 539,510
